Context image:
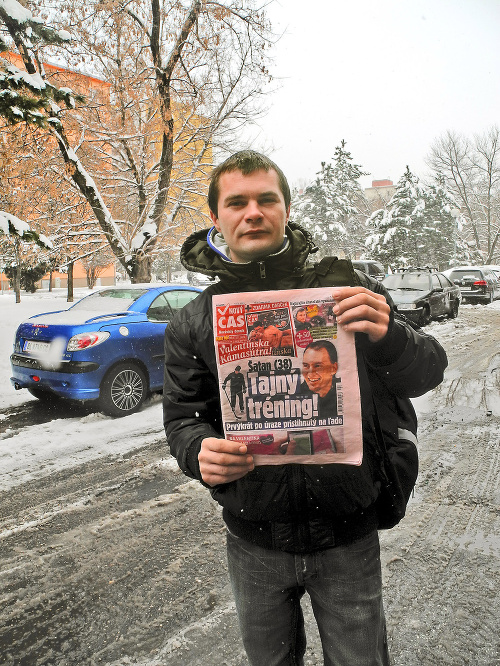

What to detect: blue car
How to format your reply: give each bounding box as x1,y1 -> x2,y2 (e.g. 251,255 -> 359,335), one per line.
10,285 -> 202,417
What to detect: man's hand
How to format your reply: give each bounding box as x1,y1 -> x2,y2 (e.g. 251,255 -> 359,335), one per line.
199,437 -> 255,487
332,286 -> 390,343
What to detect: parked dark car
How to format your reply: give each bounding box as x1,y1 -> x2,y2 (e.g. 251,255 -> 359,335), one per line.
447,266 -> 500,304
10,285 -> 202,416
352,260 -> 386,280
382,269 -> 461,325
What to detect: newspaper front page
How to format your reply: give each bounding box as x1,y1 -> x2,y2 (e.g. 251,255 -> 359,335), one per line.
213,287 -> 363,465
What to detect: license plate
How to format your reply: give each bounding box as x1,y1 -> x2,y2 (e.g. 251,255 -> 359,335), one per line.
460,286 -> 471,290
23,340 -> 51,354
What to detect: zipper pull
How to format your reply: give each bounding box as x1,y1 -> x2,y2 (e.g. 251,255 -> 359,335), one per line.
258,261 -> 266,279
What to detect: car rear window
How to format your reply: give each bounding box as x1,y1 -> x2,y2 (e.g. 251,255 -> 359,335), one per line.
71,289 -> 149,312
449,270 -> 483,280
382,273 -> 430,290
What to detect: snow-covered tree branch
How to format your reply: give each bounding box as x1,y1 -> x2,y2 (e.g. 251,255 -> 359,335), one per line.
0,209 -> 52,248
426,127 -> 500,264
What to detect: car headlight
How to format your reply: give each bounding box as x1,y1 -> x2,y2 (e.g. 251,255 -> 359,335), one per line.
67,331 -> 110,351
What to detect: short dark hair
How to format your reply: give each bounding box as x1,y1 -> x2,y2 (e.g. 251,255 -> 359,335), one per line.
303,340 -> 338,365
208,150 -> 291,217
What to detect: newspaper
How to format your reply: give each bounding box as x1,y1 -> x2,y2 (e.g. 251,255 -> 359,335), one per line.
213,287 -> 363,465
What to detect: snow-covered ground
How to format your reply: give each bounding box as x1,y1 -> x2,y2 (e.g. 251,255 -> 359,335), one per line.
1,288 -> 500,493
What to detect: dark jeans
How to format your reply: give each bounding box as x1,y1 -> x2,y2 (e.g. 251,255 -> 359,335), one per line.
226,529 -> 390,666
231,390 -> 244,411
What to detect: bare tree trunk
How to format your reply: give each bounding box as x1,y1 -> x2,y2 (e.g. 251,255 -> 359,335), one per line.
131,255 -> 152,284
14,238 -> 21,303
67,262 -> 74,302
14,266 -> 21,303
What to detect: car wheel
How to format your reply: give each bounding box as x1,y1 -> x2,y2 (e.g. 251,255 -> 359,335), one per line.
419,306 -> 431,326
28,387 -> 61,403
99,363 -> 148,417
449,301 -> 459,319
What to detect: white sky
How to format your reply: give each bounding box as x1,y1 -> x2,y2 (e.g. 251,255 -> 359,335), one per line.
250,0 -> 500,189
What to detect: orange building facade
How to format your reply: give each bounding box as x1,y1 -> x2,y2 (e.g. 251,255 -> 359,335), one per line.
0,261 -> 116,292
39,261 -> 116,289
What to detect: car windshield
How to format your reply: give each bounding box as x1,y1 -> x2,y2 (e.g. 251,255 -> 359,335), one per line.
71,289 -> 149,312
383,273 -> 430,291
449,270 -> 483,281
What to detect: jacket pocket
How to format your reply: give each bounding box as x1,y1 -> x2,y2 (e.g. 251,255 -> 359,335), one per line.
211,466 -> 291,522
303,461 -> 379,518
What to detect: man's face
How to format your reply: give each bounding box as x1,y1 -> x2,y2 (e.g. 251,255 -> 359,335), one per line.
302,347 -> 338,397
296,309 -> 307,323
210,169 -> 290,263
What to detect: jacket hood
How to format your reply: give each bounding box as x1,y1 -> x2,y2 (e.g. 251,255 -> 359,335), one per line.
180,221 -> 318,286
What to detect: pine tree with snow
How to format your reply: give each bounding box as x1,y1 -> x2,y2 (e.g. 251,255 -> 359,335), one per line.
0,1 -> 79,126
422,174 -> 463,269
366,167 -> 471,270
366,167 -> 430,268
0,209 -> 53,302
291,141 -> 369,258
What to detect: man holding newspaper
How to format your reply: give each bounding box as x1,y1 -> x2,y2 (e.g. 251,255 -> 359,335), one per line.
163,151 -> 447,666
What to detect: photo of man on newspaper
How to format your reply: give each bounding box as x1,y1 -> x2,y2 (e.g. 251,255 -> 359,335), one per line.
222,365 -> 246,418
298,340 -> 340,418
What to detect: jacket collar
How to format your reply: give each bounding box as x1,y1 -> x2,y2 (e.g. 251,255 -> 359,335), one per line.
206,226 -> 289,263
180,221 -> 318,287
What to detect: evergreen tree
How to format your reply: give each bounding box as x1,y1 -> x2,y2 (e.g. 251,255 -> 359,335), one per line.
5,261 -> 49,292
422,175 -> 464,268
0,210 -> 52,301
365,167 -> 425,268
365,167 -> 468,270
0,2 -> 80,126
291,141 -> 369,258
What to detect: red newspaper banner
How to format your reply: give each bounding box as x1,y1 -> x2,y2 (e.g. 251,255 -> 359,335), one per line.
212,288 -> 363,466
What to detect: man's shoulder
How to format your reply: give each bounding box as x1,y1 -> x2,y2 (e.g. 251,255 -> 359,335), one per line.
167,288 -> 212,337
302,261 -> 380,291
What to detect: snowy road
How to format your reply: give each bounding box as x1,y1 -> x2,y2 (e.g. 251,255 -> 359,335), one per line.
0,304 -> 499,665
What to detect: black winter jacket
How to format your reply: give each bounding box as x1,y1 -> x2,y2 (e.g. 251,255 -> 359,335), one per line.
163,223 -> 448,553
